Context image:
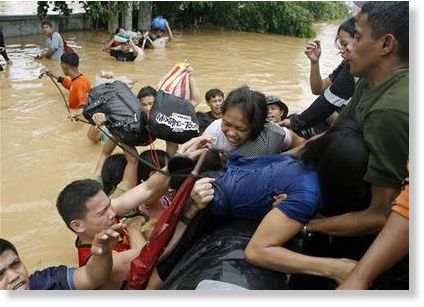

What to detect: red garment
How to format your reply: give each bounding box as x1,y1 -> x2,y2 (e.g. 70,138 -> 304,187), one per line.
75,230 -> 130,267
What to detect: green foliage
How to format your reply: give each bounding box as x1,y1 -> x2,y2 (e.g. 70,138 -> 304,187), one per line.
153,1 -> 349,38
36,1 -> 73,20
298,1 -> 349,21
37,1 -> 49,20
152,1 -> 350,38
52,1 -> 73,17
78,1 -> 130,29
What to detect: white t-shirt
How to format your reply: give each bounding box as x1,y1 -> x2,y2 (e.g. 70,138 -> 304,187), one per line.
46,32 -> 64,61
203,119 -> 236,154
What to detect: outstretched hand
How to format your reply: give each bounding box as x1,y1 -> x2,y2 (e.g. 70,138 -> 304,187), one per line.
40,67 -> 53,77
177,135 -> 215,160
91,223 -> 124,256
304,40 -> 322,63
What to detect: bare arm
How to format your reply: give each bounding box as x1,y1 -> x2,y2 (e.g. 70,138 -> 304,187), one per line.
112,169 -> 169,217
128,39 -> 139,57
166,141 -> 179,157
286,129 -> 306,150
93,138 -> 117,176
245,208 -> 357,284
159,177 -> 215,261
73,223 -> 123,289
187,64 -> 202,107
103,37 -> 115,51
308,185 -> 400,236
125,216 -> 148,250
165,21 -> 174,41
337,211 -> 409,289
304,40 -> 332,94
310,62 -> 332,95
121,145 -> 139,190
39,47 -> 57,59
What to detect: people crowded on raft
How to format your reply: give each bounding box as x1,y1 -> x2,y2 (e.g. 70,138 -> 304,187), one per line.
4,1 -> 408,291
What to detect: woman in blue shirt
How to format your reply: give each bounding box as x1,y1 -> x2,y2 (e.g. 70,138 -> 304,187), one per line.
152,120 -> 369,287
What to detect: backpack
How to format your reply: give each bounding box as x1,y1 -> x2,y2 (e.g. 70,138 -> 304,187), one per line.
149,90 -> 200,144
83,81 -> 150,146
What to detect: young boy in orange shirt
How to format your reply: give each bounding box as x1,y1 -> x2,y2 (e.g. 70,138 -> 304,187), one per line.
41,52 -> 97,140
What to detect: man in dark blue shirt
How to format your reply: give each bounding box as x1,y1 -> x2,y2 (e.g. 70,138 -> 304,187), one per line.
0,223 -> 123,290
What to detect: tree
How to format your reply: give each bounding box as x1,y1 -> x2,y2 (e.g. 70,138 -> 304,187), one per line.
37,1 -> 73,20
138,1 -> 153,31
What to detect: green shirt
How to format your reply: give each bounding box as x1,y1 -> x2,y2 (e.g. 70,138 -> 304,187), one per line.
334,68 -> 409,188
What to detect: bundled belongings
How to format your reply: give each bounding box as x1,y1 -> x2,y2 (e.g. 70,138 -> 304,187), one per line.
157,62 -> 191,100
83,80 -> 150,146
149,90 -> 200,144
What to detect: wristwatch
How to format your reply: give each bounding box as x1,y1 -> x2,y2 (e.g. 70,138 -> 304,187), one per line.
180,215 -> 192,226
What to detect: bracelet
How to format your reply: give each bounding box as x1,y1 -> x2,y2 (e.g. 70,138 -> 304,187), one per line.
301,223 -> 310,236
180,215 -> 192,226
138,210 -> 150,223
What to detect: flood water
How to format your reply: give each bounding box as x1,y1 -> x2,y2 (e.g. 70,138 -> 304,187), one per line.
0,22 -> 341,270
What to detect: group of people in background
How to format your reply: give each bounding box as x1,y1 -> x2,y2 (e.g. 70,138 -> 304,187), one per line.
1,1 -> 409,291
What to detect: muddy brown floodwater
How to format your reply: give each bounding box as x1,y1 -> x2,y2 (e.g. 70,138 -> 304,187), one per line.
1,22 -> 341,270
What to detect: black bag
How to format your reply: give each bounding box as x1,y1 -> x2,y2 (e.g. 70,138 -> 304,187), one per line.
149,90 -> 200,144
83,81 -> 150,146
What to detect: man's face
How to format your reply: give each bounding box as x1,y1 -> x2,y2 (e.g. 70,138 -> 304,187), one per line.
139,95 -> 155,112
60,62 -> 71,77
76,191 -> 116,239
41,25 -> 53,37
154,29 -> 164,38
0,250 -> 29,290
267,104 -> 284,123
207,95 -> 224,117
348,13 -> 380,77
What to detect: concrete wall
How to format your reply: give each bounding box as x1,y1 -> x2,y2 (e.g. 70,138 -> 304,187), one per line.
0,14 -> 92,37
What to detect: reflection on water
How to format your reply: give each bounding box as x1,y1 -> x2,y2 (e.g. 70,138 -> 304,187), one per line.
1,23 -> 341,270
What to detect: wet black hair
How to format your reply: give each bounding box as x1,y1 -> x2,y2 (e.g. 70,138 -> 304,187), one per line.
168,149 -> 224,189
138,150 -> 169,182
201,149 -> 224,173
222,86 -> 268,140
205,88 -> 224,102
56,179 -> 103,232
60,52 -> 79,68
101,154 -> 127,195
335,17 -> 356,47
360,1 -> 409,61
300,119 -> 371,216
0,238 -> 18,257
137,86 -> 157,99
41,20 -> 53,27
